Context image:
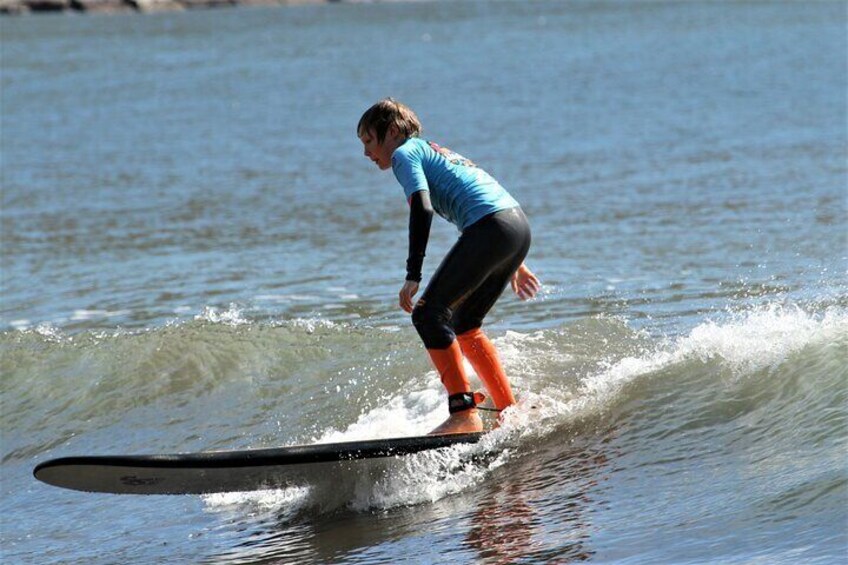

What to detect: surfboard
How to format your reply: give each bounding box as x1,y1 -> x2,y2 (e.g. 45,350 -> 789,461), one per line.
33,432 -> 485,495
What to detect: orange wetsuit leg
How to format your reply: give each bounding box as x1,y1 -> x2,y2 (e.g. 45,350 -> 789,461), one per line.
457,328 -> 516,411
427,341 -> 470,396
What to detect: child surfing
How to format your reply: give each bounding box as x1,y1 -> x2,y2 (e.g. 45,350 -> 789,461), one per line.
358,98 -> 540,435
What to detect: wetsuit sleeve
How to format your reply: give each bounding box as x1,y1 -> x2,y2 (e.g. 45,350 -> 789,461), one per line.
406,190 -> 433,282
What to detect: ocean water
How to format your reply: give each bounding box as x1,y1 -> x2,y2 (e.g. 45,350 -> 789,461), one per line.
2,1 -> 846,563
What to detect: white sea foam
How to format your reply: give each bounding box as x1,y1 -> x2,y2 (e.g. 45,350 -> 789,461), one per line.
34,322 -> 66,342
10,319 -> 31,330
574,305 -> 848,419
674,304 -> 846,374
195,304 -> 249,325
202,485 -> 311,516
287,317 -> 339,333
313,387 -> 444,443
494,329 -> 575,392
71,309 -> 131,322
360,441 -> 510,511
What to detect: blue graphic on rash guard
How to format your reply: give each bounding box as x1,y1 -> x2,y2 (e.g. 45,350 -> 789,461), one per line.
391,137 -> 519,230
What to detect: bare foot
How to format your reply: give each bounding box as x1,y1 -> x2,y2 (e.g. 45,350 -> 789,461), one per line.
429,409 -> 484,435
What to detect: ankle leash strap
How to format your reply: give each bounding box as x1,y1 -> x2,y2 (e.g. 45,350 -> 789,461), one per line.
447,391 -> 501,414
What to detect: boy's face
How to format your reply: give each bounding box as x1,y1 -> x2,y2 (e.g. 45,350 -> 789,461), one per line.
359,127 -> 402,171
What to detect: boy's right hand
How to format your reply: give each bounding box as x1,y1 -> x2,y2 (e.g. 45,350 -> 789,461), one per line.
399,280 -> 420,313
511,264 -> 541,300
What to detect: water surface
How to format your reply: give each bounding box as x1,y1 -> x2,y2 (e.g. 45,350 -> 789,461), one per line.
2,1 -> 846,563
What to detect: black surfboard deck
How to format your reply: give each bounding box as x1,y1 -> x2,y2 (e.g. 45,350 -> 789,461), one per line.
33,432 -> 485,495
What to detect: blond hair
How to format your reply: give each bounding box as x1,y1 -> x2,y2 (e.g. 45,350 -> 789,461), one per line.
357,98 -> 422,143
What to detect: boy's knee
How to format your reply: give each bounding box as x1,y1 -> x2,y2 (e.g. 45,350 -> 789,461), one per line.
453,318 -> 484,339
411,302 -> 455,349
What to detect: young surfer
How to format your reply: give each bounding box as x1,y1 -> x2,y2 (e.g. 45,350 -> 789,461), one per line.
358,98 -> 540,434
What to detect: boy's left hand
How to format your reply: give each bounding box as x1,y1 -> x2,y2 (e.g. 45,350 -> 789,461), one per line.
511,265 -> 540,300
399,280 -> 419,313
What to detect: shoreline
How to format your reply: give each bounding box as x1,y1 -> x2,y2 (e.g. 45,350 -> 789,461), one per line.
0,0 -> 338,15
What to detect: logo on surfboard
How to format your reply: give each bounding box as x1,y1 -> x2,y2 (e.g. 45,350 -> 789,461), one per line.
120,475 -> 164,487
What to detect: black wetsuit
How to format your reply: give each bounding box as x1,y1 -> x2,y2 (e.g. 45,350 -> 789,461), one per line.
409,191 -> 531,349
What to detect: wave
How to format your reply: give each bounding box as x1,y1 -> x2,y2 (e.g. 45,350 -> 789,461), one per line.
190,305 -> 843,518
5,303 -> 846,516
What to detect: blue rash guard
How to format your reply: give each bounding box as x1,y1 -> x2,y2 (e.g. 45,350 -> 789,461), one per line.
391,137 -> 519,231
389,137 -> 532,352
